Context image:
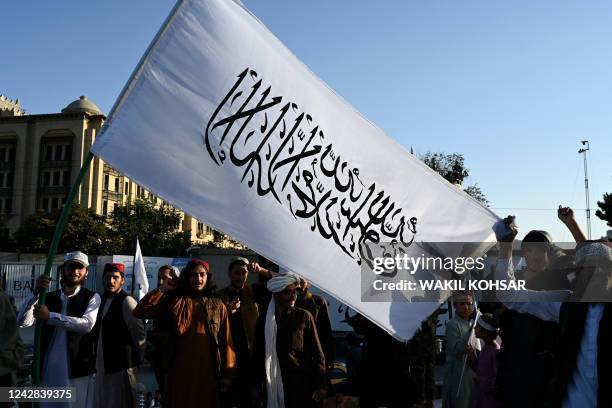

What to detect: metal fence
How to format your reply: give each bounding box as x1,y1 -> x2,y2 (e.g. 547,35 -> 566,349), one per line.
0,263 -> 99,310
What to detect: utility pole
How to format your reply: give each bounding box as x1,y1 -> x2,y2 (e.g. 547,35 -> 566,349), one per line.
578,140 -> 591,239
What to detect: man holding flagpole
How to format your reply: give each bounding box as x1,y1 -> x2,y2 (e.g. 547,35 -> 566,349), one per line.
17,251 -> 100,408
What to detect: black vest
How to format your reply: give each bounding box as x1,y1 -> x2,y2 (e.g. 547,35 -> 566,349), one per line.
549,303 -> 612,407
41,288 -> 97,379
93,291 -> 141,374
497,309 -> 559,407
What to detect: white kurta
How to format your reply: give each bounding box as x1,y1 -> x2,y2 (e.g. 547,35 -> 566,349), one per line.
18,286 -> 101,408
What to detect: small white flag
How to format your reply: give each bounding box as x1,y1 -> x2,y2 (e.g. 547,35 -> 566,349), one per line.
133,239 -> 148,300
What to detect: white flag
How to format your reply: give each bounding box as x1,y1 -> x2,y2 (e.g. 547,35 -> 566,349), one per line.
91,0 -> 498,340
133,239 -> 149,301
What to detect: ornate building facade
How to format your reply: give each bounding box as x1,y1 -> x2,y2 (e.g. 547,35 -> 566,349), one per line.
0,95 -> 239,248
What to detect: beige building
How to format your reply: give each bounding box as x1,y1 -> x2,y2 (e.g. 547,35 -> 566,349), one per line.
0,95 -> 240,248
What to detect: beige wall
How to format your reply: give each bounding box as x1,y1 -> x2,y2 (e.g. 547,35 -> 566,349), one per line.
0,110 -> 239,250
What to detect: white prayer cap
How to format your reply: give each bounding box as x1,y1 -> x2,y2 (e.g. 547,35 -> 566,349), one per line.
476,313 -> 499,332
64,251 -> 89,267
267,272 -> 300,293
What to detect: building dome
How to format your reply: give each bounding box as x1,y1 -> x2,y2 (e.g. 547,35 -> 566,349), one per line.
61,95 -> 104,115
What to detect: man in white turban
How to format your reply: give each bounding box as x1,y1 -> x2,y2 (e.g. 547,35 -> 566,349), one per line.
251,273 -> 327,408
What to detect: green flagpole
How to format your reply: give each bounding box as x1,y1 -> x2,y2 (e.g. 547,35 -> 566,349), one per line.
33,150 -> 95,387
32,0 -> 186,387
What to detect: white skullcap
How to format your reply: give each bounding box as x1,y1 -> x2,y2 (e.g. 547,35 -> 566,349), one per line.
477,315 -> 499,332
267,273 -> 300,293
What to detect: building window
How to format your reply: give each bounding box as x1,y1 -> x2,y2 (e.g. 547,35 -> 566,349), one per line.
197,222 -> 204,235
114,178 -> 120,192
104,174 -> 109,190
52,171 -> 61,186
1,198 -> 11,214
41,197 -> 49,211
64,145 -> 72,161
125,182 -> 129,195
43,171 -> 51,187
62,171 -> 70,186
51,197 -> 59,210
113,203 -> 118,213
102,200 -> 108,216
0,146 -> 14,163
0,172 -> 12,188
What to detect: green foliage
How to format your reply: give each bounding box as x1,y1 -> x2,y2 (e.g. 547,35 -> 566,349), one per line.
421,151 -> 490,206
421,152 -> 469,185
108,199 -> 192,257
13,205 -> 115,254
464,184 -> 490,207
595,192 -> 612,228
11,199 -> 193,256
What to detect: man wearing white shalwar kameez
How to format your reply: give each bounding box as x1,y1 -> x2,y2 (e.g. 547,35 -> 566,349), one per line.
18,251 -> 100,408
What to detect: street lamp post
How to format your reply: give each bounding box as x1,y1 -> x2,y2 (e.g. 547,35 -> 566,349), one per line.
578,140 -> 591,239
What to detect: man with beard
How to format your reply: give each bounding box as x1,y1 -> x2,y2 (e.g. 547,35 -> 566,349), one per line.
495,222 -> 612,407
251,273 -> 327,408
442,291 -> 476,408
134,259 -> 236,408
215,257 -> 260,407
93,263 -> 145,408
495,207 -> 585,408
145,265 -> 179,396
296,278 -> 335,366
18,251 -> 101,408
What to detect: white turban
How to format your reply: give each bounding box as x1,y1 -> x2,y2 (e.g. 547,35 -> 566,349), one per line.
264,272 -> 300,408
573,242 -> 612,302
266,272 -> 300,293
575,242 -> 612,266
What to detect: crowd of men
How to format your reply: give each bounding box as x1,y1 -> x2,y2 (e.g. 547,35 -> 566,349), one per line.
442,206 -> 612,408
0,204 -> 610,408
0,252 -> 345,408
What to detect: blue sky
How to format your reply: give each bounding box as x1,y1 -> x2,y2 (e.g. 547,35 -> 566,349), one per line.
3,0 -> 611,242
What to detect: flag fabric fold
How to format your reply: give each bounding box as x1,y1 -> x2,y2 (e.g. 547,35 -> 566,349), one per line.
92,0 -> 498,340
